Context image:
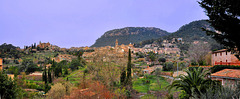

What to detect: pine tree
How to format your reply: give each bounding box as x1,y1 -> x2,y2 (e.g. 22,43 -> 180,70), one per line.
199,0 -> 240,59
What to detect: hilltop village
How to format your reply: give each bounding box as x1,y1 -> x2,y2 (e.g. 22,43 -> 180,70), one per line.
84,38 -> 183,63
1,38 -> 240,98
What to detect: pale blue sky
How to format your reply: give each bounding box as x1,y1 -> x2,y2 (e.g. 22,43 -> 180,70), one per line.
0,0 -> 207,48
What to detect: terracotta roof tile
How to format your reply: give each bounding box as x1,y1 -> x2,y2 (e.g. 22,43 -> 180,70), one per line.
212,49 -> 228,53
211,69 -> 240,78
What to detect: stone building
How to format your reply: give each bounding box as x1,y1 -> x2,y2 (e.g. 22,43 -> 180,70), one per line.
211,69 -> 240,86
211,49 -> 240,66
37,41 -> 51,49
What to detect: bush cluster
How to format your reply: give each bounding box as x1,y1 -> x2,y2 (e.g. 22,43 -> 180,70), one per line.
211,65 -> 240,73
163,62 -> 173,71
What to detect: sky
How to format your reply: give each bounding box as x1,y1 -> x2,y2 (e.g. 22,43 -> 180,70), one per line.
0,0 -> 208,48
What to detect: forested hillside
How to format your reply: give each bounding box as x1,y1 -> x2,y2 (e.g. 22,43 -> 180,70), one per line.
136,20 -> 223,50
91,27 -> 170,47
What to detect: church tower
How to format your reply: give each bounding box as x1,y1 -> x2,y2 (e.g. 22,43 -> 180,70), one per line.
115,39 -> 118,48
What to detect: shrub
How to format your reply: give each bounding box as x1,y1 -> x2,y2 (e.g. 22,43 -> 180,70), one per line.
211,65 -> 240,73
154,68 -> 161,76
47,83 -> 66,99
163,62 -> 173,71
158,58 -> 166,63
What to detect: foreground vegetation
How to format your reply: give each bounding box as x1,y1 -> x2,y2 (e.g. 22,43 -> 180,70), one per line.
133,75 -> 169,93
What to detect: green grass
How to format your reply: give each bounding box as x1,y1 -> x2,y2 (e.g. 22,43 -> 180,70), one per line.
25,80 -> 43,83
133,75 -> 169,93
140,94 -> 157,99
134,61 -> 147,66
64,67 -> 86,84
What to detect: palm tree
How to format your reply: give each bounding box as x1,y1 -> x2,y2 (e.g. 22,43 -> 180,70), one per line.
168,67 -> 221,98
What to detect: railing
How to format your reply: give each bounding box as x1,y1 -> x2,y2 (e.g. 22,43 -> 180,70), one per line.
215,62 -> 240,66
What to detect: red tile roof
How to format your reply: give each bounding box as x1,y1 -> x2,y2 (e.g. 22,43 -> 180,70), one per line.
211,69 -> 240,78
212,49 -> 228,53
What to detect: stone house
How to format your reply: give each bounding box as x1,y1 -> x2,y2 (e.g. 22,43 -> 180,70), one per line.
211,69 -> 240,86
211,49 -> 240,66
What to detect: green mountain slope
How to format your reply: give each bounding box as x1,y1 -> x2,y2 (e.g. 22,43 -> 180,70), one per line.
163,20 -> 213,41
0,43 -> 23,58
137,20 -> 223,50
91,27 -> 170,47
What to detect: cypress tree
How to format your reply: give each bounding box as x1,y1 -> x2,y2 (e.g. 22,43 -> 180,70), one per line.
125,49 -> 132,86
34,43 -> 36,48
120,67 -> 126,86
43,65 -> 47,84
51,59 -> 56,80
48,68 -> 52,83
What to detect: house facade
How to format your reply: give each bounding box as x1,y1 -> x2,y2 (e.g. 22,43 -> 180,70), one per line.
211,49 -> 240,66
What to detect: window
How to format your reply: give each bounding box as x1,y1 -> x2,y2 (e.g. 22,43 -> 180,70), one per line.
226,51 -> 228,55
237,81 -> 240,85
215,53 -> 217,56
220,52 -> 222,56
215,79 -> 223,85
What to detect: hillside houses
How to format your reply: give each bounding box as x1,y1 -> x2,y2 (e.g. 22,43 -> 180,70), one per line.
83,40 -> 134,63
52,54 -> 77,62
135,41 -> 180,54
83,38 -> 182,63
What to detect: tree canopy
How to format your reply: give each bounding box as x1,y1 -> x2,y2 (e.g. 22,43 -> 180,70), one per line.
0,71 -> 18,99
199,0 -> 240,59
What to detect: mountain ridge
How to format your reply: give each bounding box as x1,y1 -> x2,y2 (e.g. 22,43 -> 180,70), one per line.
91,20 -> 222,50
91,27 -> 170,47
136,20 -> 222,50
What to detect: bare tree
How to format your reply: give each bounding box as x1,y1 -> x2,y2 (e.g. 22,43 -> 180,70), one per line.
188,42 -> 210,66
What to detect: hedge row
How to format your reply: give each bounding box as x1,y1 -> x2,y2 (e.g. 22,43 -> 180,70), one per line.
211,65 -> 240,73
